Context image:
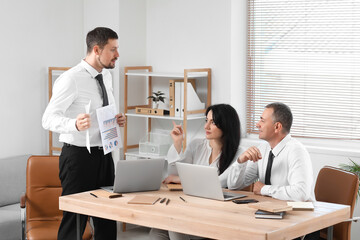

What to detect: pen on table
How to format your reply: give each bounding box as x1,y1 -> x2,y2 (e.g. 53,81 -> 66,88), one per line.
166,198 -> 170,205
179,196 -> 187,203
154,197 -> 161,204
90,193 -> 98,198
160,198 -> 166,203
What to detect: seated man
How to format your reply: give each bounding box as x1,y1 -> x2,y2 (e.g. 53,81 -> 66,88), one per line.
228,102 -> 318,240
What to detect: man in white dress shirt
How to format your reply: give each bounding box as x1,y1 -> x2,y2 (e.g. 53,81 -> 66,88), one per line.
228,102 -> 314,201
228,102 -> 319,239
42,27 -> 125,240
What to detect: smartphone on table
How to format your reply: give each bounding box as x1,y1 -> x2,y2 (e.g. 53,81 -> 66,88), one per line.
232,199 -> 259,204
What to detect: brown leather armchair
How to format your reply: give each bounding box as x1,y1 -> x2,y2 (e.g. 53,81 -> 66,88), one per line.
20,155 -> 92,240
315,165 -> 359,240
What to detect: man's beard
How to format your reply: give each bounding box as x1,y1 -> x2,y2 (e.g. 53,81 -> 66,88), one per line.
98,56 -> 117,69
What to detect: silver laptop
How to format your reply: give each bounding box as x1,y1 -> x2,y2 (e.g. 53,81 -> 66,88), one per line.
102,159 -> 165,193
176,162 -> 247,201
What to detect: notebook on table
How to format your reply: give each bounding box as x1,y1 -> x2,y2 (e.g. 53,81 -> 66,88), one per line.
128,195 -> 161,205
255,210 -> 286,219
248,201 -> 292,213
102,159 -> 165,193
176,162 -> 247,201
166,183 -> 183,191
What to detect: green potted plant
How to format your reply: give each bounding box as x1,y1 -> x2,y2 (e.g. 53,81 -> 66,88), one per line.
339,158 -> 360,200
148,91 -> 165,109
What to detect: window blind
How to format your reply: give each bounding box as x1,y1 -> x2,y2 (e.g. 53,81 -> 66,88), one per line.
247,0 -> 360,139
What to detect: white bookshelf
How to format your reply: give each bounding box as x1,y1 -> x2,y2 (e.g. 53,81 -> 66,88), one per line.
123,66 -> 211,157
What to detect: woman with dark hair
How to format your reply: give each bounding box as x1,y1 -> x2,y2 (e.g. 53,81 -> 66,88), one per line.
149,104 -> 242,240
163,103 -> 242,187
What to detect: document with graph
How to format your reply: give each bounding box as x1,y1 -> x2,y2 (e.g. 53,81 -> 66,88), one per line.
96,104 -> 122,154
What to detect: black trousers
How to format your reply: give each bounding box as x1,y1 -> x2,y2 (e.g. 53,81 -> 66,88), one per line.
294,230 -> 320,240
57,145 -> 117,240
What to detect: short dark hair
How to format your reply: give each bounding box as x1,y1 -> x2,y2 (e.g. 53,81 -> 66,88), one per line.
206,104 -> 241,175
266,102 -> 293,133
86,27 -> 118,54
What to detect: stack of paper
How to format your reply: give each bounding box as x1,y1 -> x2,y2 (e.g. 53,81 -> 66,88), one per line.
287,202 -> 314,211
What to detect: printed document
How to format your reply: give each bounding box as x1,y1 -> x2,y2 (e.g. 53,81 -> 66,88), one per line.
96,104 -> 122,154
85,100 -> 91,153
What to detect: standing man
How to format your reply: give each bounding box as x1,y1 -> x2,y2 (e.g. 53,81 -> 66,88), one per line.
42,27 -> 125,240
227,102 -> 314,202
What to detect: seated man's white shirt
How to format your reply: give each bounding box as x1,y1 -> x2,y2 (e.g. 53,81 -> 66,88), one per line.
167,138 -> 243,188
227,135 -> 314,201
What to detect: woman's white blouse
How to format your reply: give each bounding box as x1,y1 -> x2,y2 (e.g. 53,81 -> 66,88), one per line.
167,138 -> 243,188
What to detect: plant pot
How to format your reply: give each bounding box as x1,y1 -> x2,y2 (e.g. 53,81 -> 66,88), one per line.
153,102 -> 159,109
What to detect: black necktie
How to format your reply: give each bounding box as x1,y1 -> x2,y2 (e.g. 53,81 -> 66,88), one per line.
265,151 -> 274,185
95,74 -> 109,106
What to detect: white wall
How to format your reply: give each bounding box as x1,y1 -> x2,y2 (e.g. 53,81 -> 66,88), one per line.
118,0 -> 147,152
143,0 -> 231,142
0,0 -> 146,159
146,0 -> 231,104
0,0 -> 84,158
231,0 -> 247,136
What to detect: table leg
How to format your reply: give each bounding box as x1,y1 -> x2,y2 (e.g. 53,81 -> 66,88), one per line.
76,214 -> 81,240
327,226 -> 333,240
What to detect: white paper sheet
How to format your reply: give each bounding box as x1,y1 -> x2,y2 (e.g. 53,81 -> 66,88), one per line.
85,100 -> 91,153
96,104 -> 122,155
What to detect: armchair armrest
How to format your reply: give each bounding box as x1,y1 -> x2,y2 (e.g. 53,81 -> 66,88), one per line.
20,193 -> 26,208
20,192 -> 26,240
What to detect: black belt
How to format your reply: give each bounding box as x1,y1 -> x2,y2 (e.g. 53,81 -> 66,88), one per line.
63,143 -> 103,150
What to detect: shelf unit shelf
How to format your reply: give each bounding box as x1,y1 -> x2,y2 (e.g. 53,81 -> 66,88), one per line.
123,66 -> 211,157
125,148 -> 166,160
126,71 -> 208,78
125,112 -> 205,121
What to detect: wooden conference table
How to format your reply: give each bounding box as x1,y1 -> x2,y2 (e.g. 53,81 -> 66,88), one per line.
59,186 -> 350,240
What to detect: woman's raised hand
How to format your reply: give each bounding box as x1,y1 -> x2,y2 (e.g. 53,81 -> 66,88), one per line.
171,121 -> 183,153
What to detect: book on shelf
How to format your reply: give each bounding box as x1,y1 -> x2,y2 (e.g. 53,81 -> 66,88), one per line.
135,107 -> 170,116
180,82 -> 205,116
175,82 -> 182,117
169,79 -> 196,117
255,210 -> 286,219
172,81 -> 205,118
169,80 -> 175,116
